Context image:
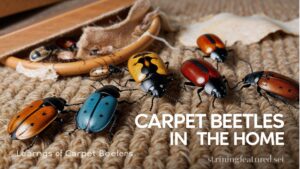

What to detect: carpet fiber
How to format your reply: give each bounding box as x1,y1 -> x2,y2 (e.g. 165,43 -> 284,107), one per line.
0,0 -> 299,168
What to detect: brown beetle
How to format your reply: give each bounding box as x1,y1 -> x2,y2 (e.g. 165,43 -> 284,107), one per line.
235,71 -> 299,107
89,65 -> 123,81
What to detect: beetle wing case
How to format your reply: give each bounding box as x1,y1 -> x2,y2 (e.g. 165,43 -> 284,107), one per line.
7,100 -> 43,134
128,52 -> 168,83
76,92 -> 118,133
11,106 -> 57,140
181,59 -> 221,86
197,34 -> 225,55
258,73 -> 299,101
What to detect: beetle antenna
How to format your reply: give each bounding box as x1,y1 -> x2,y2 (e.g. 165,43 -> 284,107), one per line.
66,128 -> 78,135
212,97 -> 216,108
237,84 -> 251,91
138,93 -> 148,100
111,79 -> 122,86
66,102 -> 83,106
231,81 -> 243,90
98,80 -> 104,87
149,97 -> 155,111
91,85 -> 97,90
120,88 -> 139,92
238,57 -> 253,73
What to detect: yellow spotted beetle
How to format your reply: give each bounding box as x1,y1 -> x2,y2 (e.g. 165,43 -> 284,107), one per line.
126,51 -> 174,110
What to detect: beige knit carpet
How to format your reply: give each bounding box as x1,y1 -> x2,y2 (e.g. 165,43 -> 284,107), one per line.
0,0 -> 299,168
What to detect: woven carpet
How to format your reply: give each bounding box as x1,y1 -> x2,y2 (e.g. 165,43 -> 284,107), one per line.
0,0 -> 299,168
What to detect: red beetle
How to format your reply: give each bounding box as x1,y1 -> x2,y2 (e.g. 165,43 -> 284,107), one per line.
235,71 -> 299,108
181,58 -> 228,107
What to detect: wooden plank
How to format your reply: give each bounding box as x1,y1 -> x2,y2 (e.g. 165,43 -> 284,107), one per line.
0,0 -> 134,59
0,0 -> 61,18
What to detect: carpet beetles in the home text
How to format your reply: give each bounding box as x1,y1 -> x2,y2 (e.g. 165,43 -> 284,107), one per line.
181,58 -> 228,107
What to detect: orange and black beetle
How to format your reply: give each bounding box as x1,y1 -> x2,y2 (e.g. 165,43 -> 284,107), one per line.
196,34 -> 227,62
186,33 -> 251,70
236,71 -> 299,107
7,97 -> 70,149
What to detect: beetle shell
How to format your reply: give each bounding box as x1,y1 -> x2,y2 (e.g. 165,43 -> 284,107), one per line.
181,59 -> 221,86
7,100 -> 58,140
197,34 -> 225,55
258,71 -> 299,101
29,46 -> 53,62
57,51 -> 76,61
89,65 -> 110,79
76,91 -> 118,133
128,52 -> 168,83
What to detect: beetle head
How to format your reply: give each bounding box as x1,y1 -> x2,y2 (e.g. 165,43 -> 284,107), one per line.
211,48 -> 227,62
150,83 -> 167,97
205,78 -> 227,98
242,71 -> 264,86
141,74 -> 170,98
44,97 -> 67,111
97,85 -> 120,98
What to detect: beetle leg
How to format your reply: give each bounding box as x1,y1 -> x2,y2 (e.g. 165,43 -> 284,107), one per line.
239,84 -> 251,91
108,115 -> 118,142
164,62 -> 170,69
66,128 -> 78,136
111,79 -> 122,86
130,93 -> 148,103
257,87 -> 262,96
222,76 -> 232,89
123,79 -> 135,87
266,91 -> 299,109
183,82 -> 195,91
196,87 -> 204,107
119,100 -> 136,105
24,136 -> 39,151
212,97 -> 216,108
257,88 -> 280,110
149,97 -> 156,111
95,80 -> 105,87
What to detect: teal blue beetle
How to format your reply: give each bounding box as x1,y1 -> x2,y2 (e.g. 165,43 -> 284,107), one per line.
73,85 -> 133,138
